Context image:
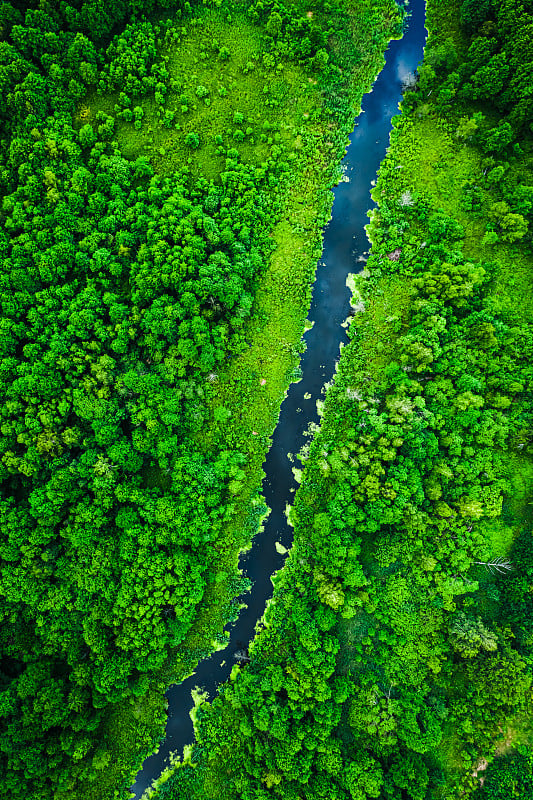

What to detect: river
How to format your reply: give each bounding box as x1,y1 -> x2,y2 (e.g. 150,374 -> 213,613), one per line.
131,1 -> 427,794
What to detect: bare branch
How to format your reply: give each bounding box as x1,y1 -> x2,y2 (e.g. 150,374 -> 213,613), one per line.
473,557 -> 513,575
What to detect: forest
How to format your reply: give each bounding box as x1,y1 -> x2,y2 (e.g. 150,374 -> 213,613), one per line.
0,0 -> 403,797
141,0 -> 533,798
1,0 -> 532,798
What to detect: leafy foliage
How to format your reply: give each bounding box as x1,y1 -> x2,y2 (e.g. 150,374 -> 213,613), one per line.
474,750 -> 533,799
0,0 -> 403,797
148,1 -> 533,798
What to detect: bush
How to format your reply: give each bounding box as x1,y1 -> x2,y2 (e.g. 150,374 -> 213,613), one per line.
185,132 -> 200,149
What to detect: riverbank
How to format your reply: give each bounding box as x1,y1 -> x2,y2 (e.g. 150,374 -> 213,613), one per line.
79,2 -> 405,798
142,0 -> 533,797
0,1 -> 404,798
136,2 -> 431,797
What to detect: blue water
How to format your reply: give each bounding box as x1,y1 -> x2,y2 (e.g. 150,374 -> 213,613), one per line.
131,1 -> 427,794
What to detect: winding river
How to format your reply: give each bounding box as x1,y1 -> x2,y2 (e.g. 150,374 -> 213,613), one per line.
132,1 -> 427,794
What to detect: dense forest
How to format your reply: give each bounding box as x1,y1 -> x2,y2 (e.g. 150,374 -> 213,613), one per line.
142,0 -> 533,798
0,0 -> 404,798
2,0 -> 533,797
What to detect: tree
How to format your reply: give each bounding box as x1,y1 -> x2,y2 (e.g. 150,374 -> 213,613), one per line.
345,752 -> 384,800
314,48 -> 329,72
450,613 -> 498,658
477,750 -> 533,799
460,0 -> 493,34
185,132 -> 200,149
480,122 -> 514,154
455,114 -> 481,142
266,11 -> 282,37
489,201 -> 528,242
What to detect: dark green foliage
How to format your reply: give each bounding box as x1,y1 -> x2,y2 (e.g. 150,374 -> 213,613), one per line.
460,0 -> 493,35
149,1 -> 533,798
2,0 -> 532,797
475,750 -> 533,799
454,0 -> 533,133
0,98 -> 263,792
0,0 -> 397,797
498,526 -> 533,649
185,131 -> 200,148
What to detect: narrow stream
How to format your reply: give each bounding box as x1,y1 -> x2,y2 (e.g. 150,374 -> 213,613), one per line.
132,2 -> 426,794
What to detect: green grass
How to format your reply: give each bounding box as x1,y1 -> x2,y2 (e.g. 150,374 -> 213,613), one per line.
80,11 -> 323,181
350,271 -> 415,375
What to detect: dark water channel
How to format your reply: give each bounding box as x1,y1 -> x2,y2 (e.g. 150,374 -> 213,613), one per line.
132,2 -> 427,794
